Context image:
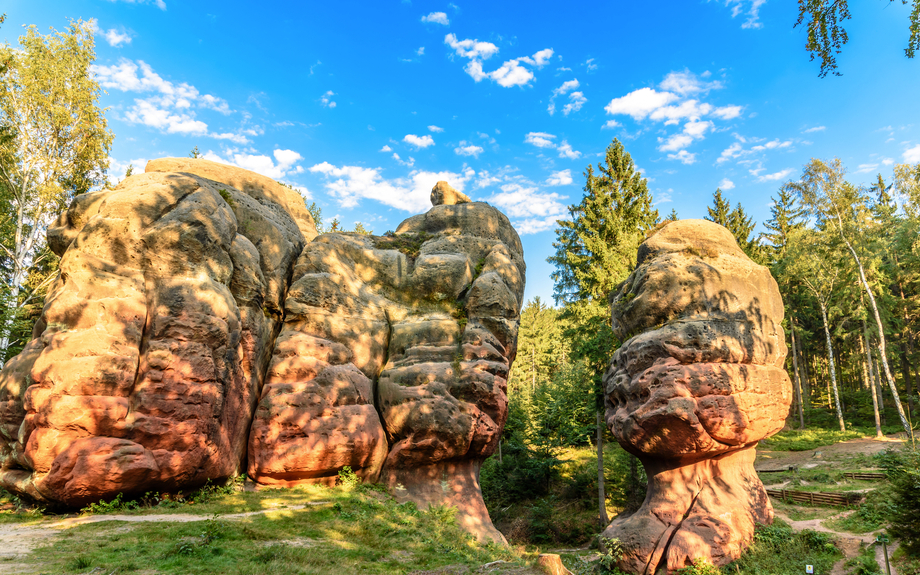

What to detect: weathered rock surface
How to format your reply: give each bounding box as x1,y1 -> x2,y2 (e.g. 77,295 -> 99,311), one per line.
602,219 -> 791,574
249,199 -> 524,543
430,180 -> 471,206
0,160 -> 312,505
0,161 -> 523,545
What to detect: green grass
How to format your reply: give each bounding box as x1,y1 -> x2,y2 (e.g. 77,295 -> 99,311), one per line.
844,542 -> 883,575
760,428 -> 868,451
16,482 -> 524,575
723,522 -> 842,575
824,487 -> 897,533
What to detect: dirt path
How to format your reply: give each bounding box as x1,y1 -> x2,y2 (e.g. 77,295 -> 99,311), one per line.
756,434 -> 905,471
0,502 -> 329,561
773,509 -> 894,575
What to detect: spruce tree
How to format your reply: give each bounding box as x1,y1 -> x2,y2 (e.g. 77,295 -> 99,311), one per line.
548,138 -> 658,529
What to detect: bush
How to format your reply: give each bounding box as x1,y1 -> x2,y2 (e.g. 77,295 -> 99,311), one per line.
885,449 -> 920,555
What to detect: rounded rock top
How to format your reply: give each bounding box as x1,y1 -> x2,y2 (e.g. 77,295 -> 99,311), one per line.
430,181 -> 471,206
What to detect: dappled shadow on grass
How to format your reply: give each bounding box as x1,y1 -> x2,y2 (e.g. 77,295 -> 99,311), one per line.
19,483 -> 522,575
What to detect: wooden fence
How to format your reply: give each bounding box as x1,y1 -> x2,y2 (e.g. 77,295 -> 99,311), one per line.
843,472 -> 887,480
766,489 -> 866,507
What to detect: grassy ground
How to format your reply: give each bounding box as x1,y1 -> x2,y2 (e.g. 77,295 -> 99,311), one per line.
1,480 -> 531,575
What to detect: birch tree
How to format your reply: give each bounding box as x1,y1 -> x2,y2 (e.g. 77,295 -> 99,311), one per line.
786,227 -> 847,432
795,159 -> 912,436
0,20 -> 112,367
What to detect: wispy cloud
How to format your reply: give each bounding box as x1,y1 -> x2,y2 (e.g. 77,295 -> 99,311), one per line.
421,11 -> 450,25
718,0 -> 767,29
403,134 -> 435,149
106,0 -> 166,10
320,90 -> 336,108
309,162 -> 474,212
428,125 -> 444,133
454,142 -> 484,157
102,27 -> 133,47
803,125 -> 826,133
546,169 -> 573,186
754,168 -> 795,182
91,58 -> 250,141
445,34 -> 552,88
203,148 -> 306,181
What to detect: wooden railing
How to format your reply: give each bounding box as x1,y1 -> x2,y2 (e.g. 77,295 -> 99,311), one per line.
766,489 -> 866,507
843,472 -> 887,480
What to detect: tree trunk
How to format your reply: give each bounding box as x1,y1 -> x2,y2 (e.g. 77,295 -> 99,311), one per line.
861,321 -> 883,438
900,336 -> 916,414
790,320 -> 805,429
596,410 -> 609,529
837,229 -> 911,435
0,278 -> 24,370
819,303 -> 846,432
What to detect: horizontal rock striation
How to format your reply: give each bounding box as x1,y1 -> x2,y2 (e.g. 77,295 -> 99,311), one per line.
602,219 -> 792,574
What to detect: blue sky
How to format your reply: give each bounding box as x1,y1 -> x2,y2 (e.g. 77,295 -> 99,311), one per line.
4,0 -> 920,304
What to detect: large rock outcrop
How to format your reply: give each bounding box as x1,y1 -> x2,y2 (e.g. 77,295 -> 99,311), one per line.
0,166 -> 522,544
0,160 -> 314,505
602,219 -> 791,574
248,199 -> 524,543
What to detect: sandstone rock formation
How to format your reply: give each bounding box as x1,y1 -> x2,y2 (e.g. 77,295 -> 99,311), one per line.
430,180 -> 471,206
602,219 -> 791,574
0,160 -> 522,544
248,199 -> 524,543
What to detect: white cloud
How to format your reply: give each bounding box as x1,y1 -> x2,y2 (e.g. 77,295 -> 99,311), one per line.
659,70 -> 722,95
92,58 -> 244,139
421,12 -> 450,25
444,33 -> 499,60
584,58 -> 598,72
455,142 -> 484,157
548,79 -> 580,115
445,34 -> 547,88
392,153 -> 415,167
488,183 -> 568,234
855,163 -> 880,174
721,0 -> 767,29
711,105 -> 744,119
309,162 -> 473,212
755,168 -> 795,182
562,92 -> 587,115
519,48 -> 554,68
203,148 -> 304,180
546,169 -> 573,186
751,139 -> 792,151
380,145 -> 392,152
719,178 -> 735,190
882,158 -> 895,166
524,132 -> 556,148
803,125 -> 826,133
604,88 -> 679,120
601,120 -> 621,130
107,0 -> 166,10
103,28 -> 133,47
428,125 -> 444,133
557,141 -> 581,159
659,133 -> 694,152
416,47 -> 425,56
904,144 -> 920,163
403,134 -> 435,149
320,91 -> 336,108
668,150 -> 696,165
477,59 -> 534,87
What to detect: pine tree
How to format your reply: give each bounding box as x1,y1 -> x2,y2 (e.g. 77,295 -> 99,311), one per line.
548,138 -> 658,529
706,189 -> 760,260
706,188 -> 732,228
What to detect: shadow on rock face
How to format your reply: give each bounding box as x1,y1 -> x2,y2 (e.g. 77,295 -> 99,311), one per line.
602,219 -> 792,574
0,169 -> 524,544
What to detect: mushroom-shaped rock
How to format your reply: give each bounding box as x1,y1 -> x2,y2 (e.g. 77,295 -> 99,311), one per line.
430,181 -> 471,206
602,219 -> 791,574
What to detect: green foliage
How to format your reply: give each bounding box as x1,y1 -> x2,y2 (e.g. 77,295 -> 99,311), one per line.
306,200 -> 323,232
80,492 -> 140,514
189,146 -> 201,158
0,18 -> 112,365
373,231 -> 432,259
571,537 -> 629,575
884,448 -> 920,554
336,465 -> 360,489
794,0 -> 920,77
218,188 -> 236,208
725,523 -> 841,575
846,543 -> 884,575
705,188 -> 761,261
760,428 -> 866,451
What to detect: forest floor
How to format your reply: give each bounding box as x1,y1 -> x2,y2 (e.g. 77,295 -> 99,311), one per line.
757,432 -> 908,575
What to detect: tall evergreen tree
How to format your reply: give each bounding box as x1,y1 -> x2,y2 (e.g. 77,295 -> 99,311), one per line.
706,189 -> 760,259
706,188 -> 732,227
548,138 -> 658,529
